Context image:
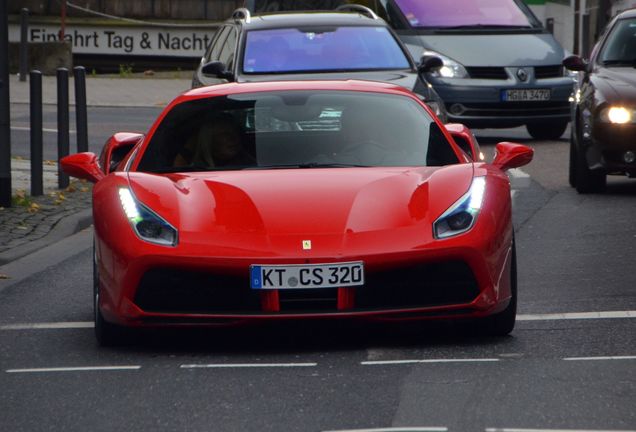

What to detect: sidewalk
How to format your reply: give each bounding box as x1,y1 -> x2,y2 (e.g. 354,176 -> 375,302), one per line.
1,73 -> 193,268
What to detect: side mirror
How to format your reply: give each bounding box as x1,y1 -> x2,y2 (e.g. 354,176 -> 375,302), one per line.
100,132 -> 144,174
492,142 -> 534,171
563,55 -> 587,72
201,61 -> 234,80
418,55 -> 443,73
445,123 -> 483,162
61,152 -> 105,183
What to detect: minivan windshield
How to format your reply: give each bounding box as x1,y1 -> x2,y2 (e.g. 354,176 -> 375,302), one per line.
242,26 -> 410,74
393,0 -> 538,29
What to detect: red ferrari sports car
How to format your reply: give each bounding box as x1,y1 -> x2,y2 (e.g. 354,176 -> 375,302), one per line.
62,80 -> 533,345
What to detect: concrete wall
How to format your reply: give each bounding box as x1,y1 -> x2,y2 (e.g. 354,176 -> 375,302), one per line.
8,42 -> 73,75
8,0 -> 242,20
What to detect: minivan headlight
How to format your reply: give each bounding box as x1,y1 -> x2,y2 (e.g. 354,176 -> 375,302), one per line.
118,188 -> 178,246
423,50 -> 469,79
434,177 -> 486,239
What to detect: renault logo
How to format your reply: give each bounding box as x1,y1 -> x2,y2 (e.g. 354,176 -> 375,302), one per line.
302,240 -> 312,250
517,68 -> 528,82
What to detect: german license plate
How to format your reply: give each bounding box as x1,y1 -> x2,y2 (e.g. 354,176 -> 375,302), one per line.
250,262 -> 364,289
502,89 -> 551,101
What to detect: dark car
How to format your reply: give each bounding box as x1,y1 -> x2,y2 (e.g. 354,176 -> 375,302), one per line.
191,6 -> 447,120
361,0 -> 575,140
563,8 -> 636,193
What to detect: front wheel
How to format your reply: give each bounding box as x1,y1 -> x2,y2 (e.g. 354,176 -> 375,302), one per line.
478,239 -> 517,336
569,132 -> 577,188
526,121 -> 568,141
574,139 -> 606,194
93,244 -> 125,346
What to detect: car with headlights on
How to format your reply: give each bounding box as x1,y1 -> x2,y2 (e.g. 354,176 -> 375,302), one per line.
61,80 -> 533,345
192,6 -> 447,121
563,8 -> 636,193
362,0 -> 574,139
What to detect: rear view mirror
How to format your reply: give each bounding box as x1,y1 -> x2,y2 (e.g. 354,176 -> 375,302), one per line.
101,132 -> 144,174
445,123 -> 483,162
61,152 -> 105,183
563,55 -> 587,72
492,142 -> 534,171
418,55 -> 443,73
201,61 -> 234,80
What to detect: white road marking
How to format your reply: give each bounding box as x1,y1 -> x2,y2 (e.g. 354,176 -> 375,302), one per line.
11,126 -> 76,134
6,365 -> 141,373
324,428 -> 447,432
361,358 -> 499,366
508,168 -> 531,187
563,356 -> 636,361
517,311 -> 636,321
180,362 -> 317,369
0,322 -> 94,330
486,429 -> 636,432
1,311 -> 635,332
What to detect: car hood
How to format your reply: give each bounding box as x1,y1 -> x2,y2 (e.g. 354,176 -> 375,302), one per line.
592,67 -> 636,103
410,33 -> 564,66
127,165 -> 474,255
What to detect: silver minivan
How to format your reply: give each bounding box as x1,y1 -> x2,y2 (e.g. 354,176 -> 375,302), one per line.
371,0 -> 574,139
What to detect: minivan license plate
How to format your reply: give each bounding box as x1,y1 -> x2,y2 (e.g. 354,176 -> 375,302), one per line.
502,89 -> 551,101
250,262 -> 364,289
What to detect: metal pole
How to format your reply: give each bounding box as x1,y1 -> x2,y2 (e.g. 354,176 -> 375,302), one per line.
60,0 -> 67,39
573,0 -> 580,55
0,0 -> 12,207
73,66 -> 89,153
30,71 -> 43,197
19,8 -> 29,82
546,18 -> 554,35
582,13 -> 591,58
57,68 -> 70,189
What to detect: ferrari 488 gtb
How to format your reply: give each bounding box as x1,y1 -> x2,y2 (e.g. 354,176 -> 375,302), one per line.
62,80 -> 533,345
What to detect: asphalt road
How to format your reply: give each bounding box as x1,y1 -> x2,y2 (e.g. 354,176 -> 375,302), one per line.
1,122 -> 635,432
9,104 -> 163,161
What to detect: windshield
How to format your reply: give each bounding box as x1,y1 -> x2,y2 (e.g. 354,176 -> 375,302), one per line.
242,26 -> 410,74
598,18 -> 636,66
393,0 -> 536,29
137,91 -> 458,173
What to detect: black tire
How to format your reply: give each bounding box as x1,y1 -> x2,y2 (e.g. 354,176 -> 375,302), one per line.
526,121 -> 568,140
574,137 -> 606,194
479,239 -> 517,336
93,244 -> 124,346
569,131 -> 577,188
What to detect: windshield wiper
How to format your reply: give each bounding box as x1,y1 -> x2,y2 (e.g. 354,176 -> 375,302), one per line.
150,165 -> 248,173
245,162 -> 371,170
434,24 -> 535,31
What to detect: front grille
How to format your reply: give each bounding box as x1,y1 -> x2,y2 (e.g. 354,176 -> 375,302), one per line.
134,261 -> 480,315
535,65 -> 563,79
279,288 -> 337,312
356,261 -> 479,310
134,268 -> 261,314
466,67 -> 508,80
448,101 -> 570,118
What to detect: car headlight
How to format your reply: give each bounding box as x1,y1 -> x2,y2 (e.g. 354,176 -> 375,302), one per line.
118,188 -> 178,246
434,177 -> 486,239
599,106 -> 635,124
423,50 -> 469,79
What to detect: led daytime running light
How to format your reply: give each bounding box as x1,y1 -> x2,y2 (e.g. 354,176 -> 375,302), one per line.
119,188 -> 140,221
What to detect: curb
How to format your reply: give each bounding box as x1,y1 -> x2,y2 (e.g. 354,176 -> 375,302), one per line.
0,209 -> 93,266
